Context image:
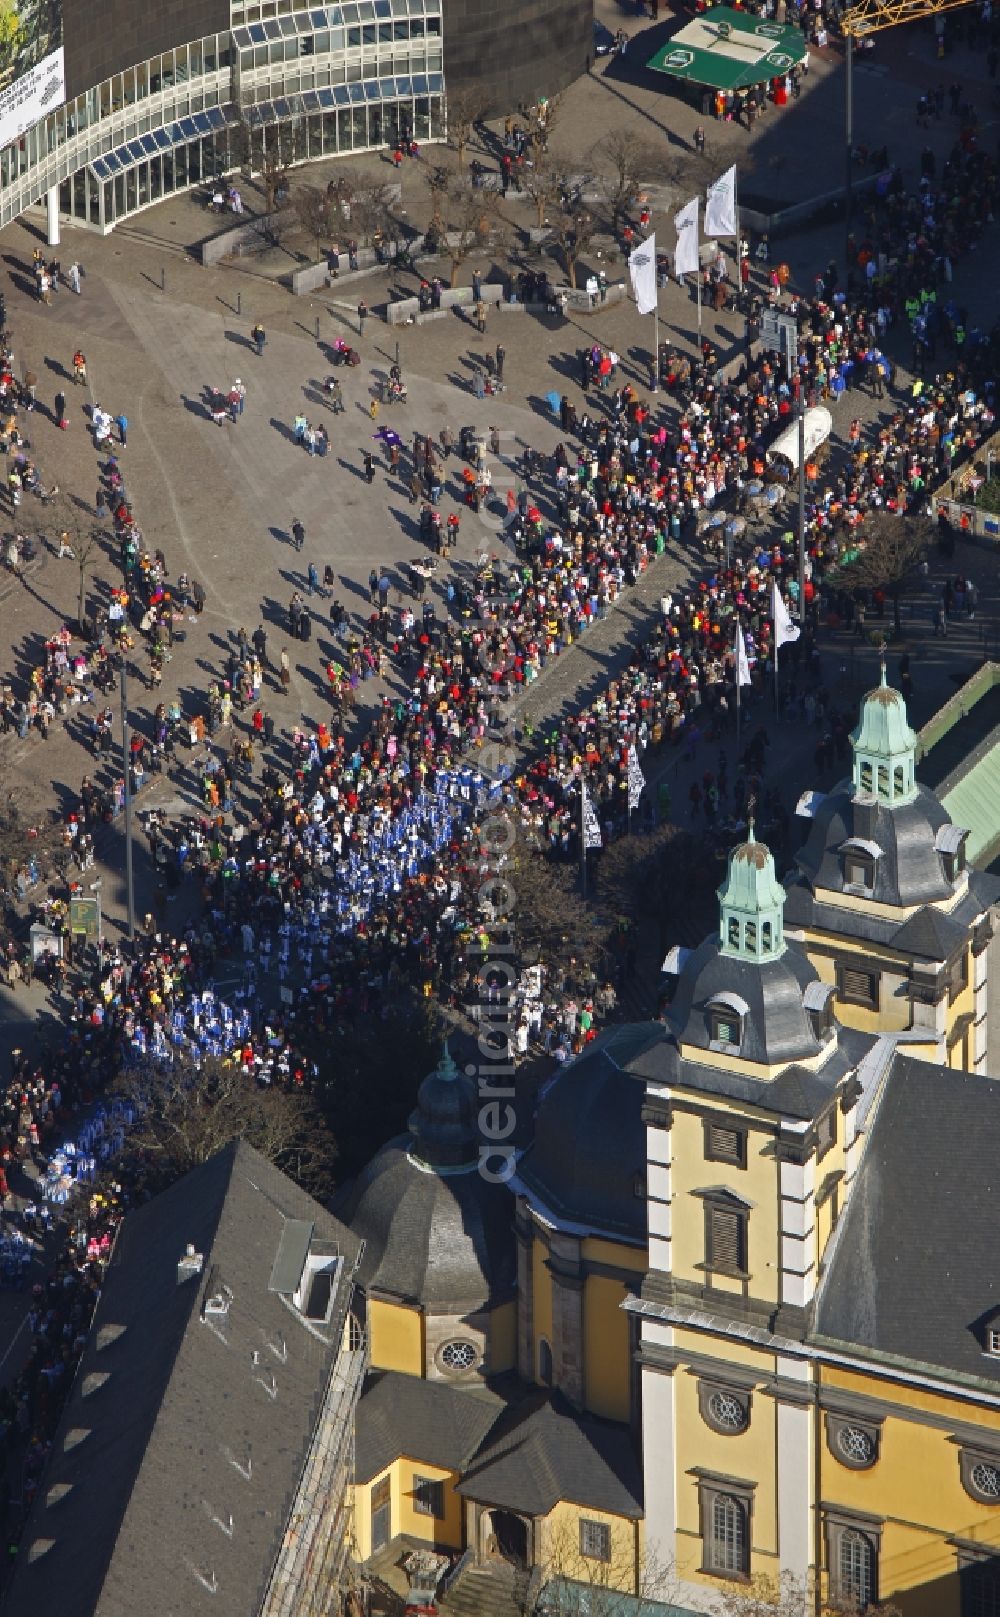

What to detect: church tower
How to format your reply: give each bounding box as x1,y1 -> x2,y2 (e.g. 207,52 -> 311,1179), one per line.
784,669 -> 997,1071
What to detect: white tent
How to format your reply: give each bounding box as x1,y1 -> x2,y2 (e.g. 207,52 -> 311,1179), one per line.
765,406 -> 833,470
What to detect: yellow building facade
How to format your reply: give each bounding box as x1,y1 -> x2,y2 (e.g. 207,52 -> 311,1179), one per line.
342,679 -> 1000,1617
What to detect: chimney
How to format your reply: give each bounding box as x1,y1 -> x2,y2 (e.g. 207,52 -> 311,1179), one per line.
177,1244 -> 204,1285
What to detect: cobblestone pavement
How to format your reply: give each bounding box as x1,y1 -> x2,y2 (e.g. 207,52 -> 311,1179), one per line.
1,13 -> 1000,1063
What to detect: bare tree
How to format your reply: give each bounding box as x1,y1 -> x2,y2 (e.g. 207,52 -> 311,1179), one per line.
551,181 -> 596,290
424,171 -> 506,286
521,147 -> 563,231
350,170 -> 398,247
593,129 -> 657,240
445,87 -> 488,169
483,809 -> 593,970
839,512 -> 931,638
714,1573 -> 902,1617
294,183 -> 336,258
539,1517 -> 679,1617
20,492 -> 104,630
424,163 -> 450,246
116,1056 -> 338,1199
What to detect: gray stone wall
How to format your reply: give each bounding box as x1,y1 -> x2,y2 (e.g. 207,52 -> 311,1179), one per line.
443,0 -> 589,115
64,0 -> 231,102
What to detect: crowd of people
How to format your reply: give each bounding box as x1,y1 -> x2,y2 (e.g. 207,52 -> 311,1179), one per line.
0,74 -> 998,1552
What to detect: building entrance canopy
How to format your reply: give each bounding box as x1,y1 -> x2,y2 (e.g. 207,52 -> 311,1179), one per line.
646,8 -> 808,91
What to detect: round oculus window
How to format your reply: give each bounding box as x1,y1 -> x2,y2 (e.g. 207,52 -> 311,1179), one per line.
837,1425 -> 876,1466
439,1339 -> 477,1372
707,1389 -> 747,1432
971,1461 -> 1000,1501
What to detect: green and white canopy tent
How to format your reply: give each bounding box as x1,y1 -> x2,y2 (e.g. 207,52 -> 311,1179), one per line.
646,8 -> 808,91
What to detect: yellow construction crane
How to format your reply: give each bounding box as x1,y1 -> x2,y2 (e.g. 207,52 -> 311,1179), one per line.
842,0 -> 973,34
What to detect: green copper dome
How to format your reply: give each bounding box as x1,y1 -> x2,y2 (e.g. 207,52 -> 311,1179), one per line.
717,827 -> 786,960
850,665 -> 917,805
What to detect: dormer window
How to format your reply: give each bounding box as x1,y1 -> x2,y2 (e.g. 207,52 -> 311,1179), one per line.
844,855 -> 874,891
803,981 -> 836,1041
708,994 -> 749,1052
841,838 -> 880,895
988,1329 -> 1000,1357
936,824 -> 968,884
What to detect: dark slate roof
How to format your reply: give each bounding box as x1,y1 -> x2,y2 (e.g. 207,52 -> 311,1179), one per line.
3,1141 -> 360,1617
796,780 -> 954,908
890,904 -> 968,962
518,1025 -> 658,1239
784,869 -> 997,956
813,1056 -> 1000,1385
456,1393 -> 643,1518
336,1137 -> 516,1311
355,1370 -> 506,1483
665,934 -> 823,1067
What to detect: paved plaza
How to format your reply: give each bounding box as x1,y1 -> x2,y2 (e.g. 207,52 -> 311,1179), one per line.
1,10 -> 1000,1067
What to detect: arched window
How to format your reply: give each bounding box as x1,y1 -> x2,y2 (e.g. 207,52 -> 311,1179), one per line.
728,917 -> 740,948
761,920 -> 772,953
838,1528 -> 876,1609
877,765 -> 889,799
538,1338 -> 553,1386
745,920 -> 757,954
710,1493 -> 747,1575
860,761 -> 873,794
893,764 -> 905,796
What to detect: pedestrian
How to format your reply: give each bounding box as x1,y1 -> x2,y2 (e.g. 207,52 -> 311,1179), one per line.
358,299 -> 369,335
495,342 -> 506,382
73,350 -> 87,386
68,262 -> 82,295
115,412 -> 128,447
55,390 -> 67,428
307,561 -> 324,596
252,321 -> 266,355
292,518 -> 305,551
364,451 -> 375,483
694,124 -> 706,154
368,567 -> 379,604
475,299 -> 487,334
279,648 -> 291,690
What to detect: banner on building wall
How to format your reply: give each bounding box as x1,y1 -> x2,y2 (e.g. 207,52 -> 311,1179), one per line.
0,0 -> 65,150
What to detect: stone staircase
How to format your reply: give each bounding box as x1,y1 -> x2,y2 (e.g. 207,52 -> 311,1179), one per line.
439,1559 -> 531,1617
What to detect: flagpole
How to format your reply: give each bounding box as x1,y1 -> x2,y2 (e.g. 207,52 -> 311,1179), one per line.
774,638 -> 780,718
653,288 -> 660,395
735,619 -> 742,752
580,783 -> 588,902
697,266 -> 702,340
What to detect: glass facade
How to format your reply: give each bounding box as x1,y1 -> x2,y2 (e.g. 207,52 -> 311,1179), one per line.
0,3 -> 444,234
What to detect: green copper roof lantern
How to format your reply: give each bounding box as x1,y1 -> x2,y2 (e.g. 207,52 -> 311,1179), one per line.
717,826 -> 787,961
851,664 -> 918,806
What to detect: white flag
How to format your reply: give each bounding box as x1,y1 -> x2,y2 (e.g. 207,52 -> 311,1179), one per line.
628,232 -> 658,316
582,783 -> 603,849
627,748 -> 646,812
772,581 -> 800,647
735,623 -> 753,687
673,195 -> 699,278
705,165 -> 737,239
